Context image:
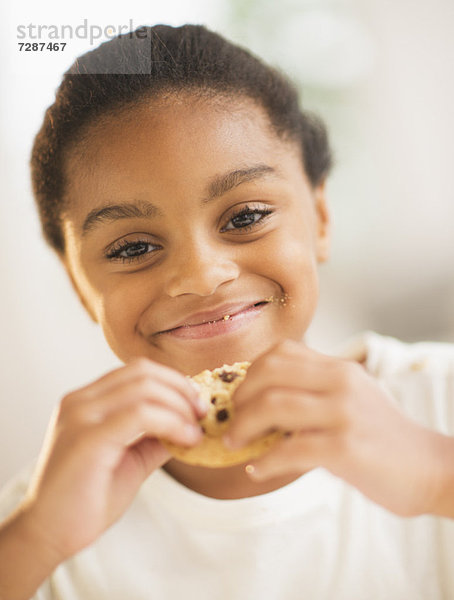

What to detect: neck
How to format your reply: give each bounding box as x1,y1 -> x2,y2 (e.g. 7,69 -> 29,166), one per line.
162,459 -> 306,499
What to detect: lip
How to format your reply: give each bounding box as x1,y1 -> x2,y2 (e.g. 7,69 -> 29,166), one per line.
160,301 -> 268,331
157,300 -> 269,339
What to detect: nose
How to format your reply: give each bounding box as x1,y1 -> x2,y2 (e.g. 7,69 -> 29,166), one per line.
164,239 -> 240,297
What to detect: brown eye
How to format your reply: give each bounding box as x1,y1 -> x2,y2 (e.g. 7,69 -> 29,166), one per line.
221,207 -> 273,232
231,211 -> 259,228
118,242 -> 151,257
106,239 -> 161,263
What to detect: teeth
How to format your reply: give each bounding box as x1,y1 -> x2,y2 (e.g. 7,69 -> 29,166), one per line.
207,303 -> 267,325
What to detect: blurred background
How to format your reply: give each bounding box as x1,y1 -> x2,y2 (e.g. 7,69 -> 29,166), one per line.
1,0 -> 453,486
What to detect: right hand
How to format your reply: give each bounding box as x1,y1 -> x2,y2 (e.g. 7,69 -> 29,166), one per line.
17,357 -> 205,564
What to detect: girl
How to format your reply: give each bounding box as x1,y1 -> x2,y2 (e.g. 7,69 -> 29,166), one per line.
1,24 -> 454,600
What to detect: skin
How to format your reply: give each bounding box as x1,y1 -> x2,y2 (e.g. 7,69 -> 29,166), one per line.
1,93 -> 453,600
59,94 -> 330,499
61,96 -> 328,373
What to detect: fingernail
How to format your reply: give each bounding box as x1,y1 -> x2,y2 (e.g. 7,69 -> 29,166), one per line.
184,424 -> 203,441
188,379 -> 201,395
188,381 -> 207,415
197,398 -> 208,415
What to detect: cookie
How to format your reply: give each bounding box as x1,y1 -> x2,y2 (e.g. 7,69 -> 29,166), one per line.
162,362 -> 282,467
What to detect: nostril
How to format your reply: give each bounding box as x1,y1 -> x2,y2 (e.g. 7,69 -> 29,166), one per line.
165,260 -> 240,298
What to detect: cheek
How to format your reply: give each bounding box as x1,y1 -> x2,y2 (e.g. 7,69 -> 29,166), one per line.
282,239 -> 320,324
256,221 -> 319,292
262,224 -> 320,335
95,280 -> 148,343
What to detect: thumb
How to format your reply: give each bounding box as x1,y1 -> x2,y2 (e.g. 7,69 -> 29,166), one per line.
131,437 -> 172,478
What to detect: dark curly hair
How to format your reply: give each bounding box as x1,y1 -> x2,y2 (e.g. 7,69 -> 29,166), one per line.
30,23 -> 333,255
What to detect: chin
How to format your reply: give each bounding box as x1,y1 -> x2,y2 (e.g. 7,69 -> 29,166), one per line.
167,334 -> 278,376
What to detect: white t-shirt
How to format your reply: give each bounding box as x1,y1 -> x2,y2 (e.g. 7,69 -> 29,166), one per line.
1,331 -> 454,600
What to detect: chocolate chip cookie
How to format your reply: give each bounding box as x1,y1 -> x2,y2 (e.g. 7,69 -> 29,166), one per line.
162,361 -> 282,467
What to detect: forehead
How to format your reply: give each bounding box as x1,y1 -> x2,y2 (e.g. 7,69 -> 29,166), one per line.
62,95 -> 303,216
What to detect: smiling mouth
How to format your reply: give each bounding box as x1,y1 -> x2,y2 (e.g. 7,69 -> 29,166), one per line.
157,301 -> 270,336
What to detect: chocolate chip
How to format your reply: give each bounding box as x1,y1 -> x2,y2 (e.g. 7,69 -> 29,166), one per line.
201,426 -> 206,433
218,371 -> 238,383
216,408 -> 229,422
211,396 -> 217,405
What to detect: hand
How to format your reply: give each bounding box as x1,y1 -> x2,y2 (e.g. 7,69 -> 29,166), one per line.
18,358 -> 206,563
224,340 -> 449,517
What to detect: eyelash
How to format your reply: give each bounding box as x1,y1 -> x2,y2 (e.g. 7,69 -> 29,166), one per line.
105,205 -> 273,263
105,239 -> 160,264
220,205 -> 273,233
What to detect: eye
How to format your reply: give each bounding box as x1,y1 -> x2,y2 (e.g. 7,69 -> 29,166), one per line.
105,238 -> 161,263
221,205 -> 273,233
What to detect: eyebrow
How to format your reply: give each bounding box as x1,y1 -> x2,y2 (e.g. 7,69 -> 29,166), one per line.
203,164 -> 279,203
81,163 -> 279,235
82,201 -> 162,235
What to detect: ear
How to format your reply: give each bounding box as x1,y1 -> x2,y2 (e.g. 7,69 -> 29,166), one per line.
59,256 -> 98,324
313,179 -> 330,263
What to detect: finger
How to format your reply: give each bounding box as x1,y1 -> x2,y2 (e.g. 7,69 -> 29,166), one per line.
115,437 -> 171,485
128,437 -> 171,476
77,377 -> 202,426
124,358 -> 206,418
109,439 -> 172,506
244,431 -> 335,482
83,403 -> 203,470
73,357 -> 205,418
234,346 -> 346,408
225,390 -> 338,449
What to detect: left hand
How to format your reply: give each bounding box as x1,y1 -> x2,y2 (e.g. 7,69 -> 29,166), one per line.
224,339 -> 449,517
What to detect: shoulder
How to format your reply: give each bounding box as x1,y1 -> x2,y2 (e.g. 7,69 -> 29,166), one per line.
338,330 -> 454,376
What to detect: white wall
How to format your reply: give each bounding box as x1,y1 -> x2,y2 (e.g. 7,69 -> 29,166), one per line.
1,0 -> 453,486
0,0 -> 227,486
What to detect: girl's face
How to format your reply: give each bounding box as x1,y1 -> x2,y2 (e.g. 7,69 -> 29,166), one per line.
61,96 -> 330,374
